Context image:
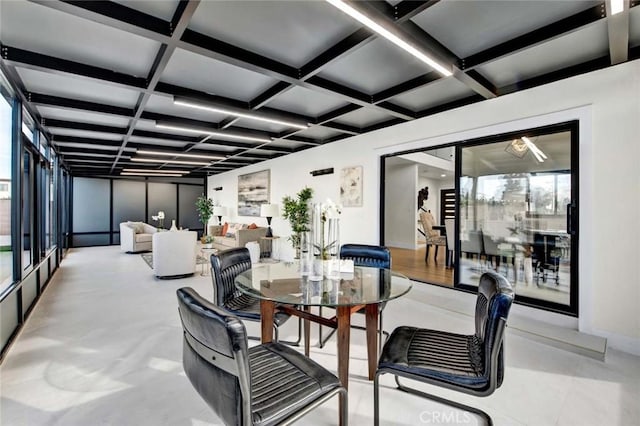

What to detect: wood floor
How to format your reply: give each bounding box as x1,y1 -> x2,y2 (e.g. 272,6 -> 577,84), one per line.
389,245 -> 453,286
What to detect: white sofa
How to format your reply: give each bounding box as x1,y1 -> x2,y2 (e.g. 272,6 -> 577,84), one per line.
208,224 -> 267,251
120,222 -> 157,253
152,230 -> 197,279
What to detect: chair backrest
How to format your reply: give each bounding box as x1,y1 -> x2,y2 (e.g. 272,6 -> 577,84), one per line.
176,287 -> 252,426
444,219 -> 455,250
340,244 -> 391,269
474,272 -> 514,389
210,247 -> 252,307
461,229 -> 484,255
482,233 -> 500,256
419,211 -> 438,239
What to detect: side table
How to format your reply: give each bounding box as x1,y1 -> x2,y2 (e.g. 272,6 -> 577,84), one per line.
259,236 -> 280,263
198,244 -> 218,276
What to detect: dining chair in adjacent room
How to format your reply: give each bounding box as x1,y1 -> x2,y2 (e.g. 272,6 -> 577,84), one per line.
374,271 -> 514,426
444,218 -> 455,268
419,211 -> 446,263
318,244 -> 391,353
177,287 -> 348,426
210,247 -> 301,344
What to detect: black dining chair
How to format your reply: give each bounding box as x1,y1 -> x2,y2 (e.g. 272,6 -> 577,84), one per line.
210,247 -> 300,344
318,244 -> 391,353
177,287 -> 348,426
374,271 -> 514,426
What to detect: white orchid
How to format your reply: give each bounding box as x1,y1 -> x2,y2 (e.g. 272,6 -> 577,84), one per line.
157,211 -> 165,219
321,199 -> 342,220
151,215 -> 159,221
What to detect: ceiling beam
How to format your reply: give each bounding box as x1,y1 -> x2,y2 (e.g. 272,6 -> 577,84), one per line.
29,0 -> 173,42
605,0 -> 631,64
461,3 -> 607,71
111,0 -> 201,172
497,54 -> 612,96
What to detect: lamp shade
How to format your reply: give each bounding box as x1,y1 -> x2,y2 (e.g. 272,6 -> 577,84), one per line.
212,206 -> 227,216
260,204 -> 279,218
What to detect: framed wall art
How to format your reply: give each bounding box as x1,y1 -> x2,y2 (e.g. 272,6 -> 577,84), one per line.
238,169 -> 270,216
340,166 -> 363,207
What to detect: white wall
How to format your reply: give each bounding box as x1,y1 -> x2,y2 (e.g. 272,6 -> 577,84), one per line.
385,164 -> 418,249
210,59 -> 640,354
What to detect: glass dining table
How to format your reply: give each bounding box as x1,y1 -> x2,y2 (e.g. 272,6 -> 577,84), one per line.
234,261 -> 413,391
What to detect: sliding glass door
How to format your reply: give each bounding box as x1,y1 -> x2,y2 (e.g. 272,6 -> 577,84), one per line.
457,122 -> 577,313
381,121 -> 578,315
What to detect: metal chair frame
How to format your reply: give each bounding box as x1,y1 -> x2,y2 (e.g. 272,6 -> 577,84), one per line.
374,272 -> 513,426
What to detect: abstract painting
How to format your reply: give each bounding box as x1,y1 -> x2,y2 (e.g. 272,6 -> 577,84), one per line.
238,169 -> 270,216
340,166 -> 363,207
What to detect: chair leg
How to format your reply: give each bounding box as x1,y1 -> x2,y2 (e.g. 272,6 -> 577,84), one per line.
275,316 -> 303,346
374,371 -> 382,426
393,375 -> 494,426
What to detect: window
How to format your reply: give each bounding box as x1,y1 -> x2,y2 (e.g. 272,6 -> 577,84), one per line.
0,89 -> 13,289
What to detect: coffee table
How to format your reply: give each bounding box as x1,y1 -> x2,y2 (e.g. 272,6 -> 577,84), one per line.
197,244 -> 218,276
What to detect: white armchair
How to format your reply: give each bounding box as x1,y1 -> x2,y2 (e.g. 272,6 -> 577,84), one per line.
120,222 -> 157,253
152,230 -> 197,279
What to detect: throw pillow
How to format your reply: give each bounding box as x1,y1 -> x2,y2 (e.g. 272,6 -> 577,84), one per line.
132,222 -> 145,234
222,222 -> 229,237
248,223 -> 258,229
225,223 -> 244,237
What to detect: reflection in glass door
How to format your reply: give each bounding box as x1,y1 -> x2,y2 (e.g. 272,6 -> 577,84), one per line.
457,123 -> 577,313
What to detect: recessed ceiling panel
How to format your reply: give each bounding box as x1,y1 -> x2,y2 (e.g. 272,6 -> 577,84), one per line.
0,0 -> 160,77
291,126 -> 343,140
477,21 -> 609,88
16,67 -> 140,108
265,140 -> 307,150
188,1 -> 359,68
160,48 -> 277,102
145,95 -> 228,123
411,0 -> 600,58
389,78 -> 476,112
630,6 -> 640,47
319,38 -> 433,95
333,107 -> 394,128
37,106 -> 131,127
267,86 -> 348,117
112,0 -> 179,21
49,128 -> 124,141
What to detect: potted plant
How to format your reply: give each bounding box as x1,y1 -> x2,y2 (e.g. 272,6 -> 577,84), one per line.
282,187 -> 313,258
195,195 -> 214,243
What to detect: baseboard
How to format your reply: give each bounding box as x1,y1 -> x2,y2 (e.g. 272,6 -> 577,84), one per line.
591,328 -> 640,357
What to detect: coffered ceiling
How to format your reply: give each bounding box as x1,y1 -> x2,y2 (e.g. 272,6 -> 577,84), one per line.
1,0 -> 638,178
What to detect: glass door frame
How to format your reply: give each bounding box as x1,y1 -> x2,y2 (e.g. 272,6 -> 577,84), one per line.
380,120 -> 579,316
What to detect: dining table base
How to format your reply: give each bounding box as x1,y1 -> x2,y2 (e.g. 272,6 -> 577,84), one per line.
259,300 -> 380,391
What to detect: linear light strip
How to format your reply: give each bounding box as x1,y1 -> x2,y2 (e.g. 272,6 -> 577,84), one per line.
132,158 -> 211,166
326,0 -> 452,77
136,149 -> 226,160
123,168 -> 191,174
156,123 -> 272,143
174,98 -> 309,129
121,172 -> 185,177
521,137 -> 547,163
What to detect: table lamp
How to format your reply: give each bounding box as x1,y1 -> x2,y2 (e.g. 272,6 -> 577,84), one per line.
260,204 -> 279,238
212,206 -> 227,226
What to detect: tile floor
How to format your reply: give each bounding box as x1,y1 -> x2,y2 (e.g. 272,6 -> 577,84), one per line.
1,246 -> 638,425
